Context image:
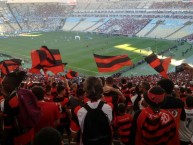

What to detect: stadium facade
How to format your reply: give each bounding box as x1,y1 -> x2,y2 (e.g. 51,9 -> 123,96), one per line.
0,0 -> 193,41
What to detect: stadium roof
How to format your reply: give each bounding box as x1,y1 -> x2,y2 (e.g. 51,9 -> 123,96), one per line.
6,0 -> 185,3
7,0 -> 76,3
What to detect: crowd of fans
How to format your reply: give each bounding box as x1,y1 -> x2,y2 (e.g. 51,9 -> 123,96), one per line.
187,34 -> 193,40
150,2 -> 193,10
74,2 -> 140,10
96,18 -> 149,36
0,1 -> 192,144
75,1 -> 193,10
11,4 -> 74,21
0,62 -> 193,145
0,1 -> 193,34
0,3 -> 74,33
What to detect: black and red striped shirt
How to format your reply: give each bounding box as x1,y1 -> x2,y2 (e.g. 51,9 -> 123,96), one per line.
115,113 -> 132,144
131,107 -> 180,145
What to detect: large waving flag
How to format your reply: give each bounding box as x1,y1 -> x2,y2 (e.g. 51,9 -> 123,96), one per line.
29,50 -> 47,74
94,54 -> 133,72
0,59 -> 22,77
43,49 -> 64,74
161,57 -> 172,74
145,53 -> 171,78
40,46 -> 56,66
30,46 -> 64,74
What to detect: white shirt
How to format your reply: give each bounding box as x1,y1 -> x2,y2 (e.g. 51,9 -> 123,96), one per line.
179,108 -> 193,142
77,100 -> 113,145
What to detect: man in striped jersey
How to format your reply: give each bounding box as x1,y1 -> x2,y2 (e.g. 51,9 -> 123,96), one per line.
115,103 -> 132,145
131,87 -> 180,145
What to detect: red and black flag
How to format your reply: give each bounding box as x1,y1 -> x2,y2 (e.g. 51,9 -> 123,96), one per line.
43,49 -> 64,74
161,57 -> 172,74
30,46 -> 65,74
65,69 -> 78,79
0,59 -> 22,77
40,46 -> 55,66
29,50 -> 47,74
145,53 -> 171,78
94,54 -> 133,72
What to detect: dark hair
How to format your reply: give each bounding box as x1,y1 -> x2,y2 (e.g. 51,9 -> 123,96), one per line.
31,86 -> 45,101
121,78 -> 127,85
127,82 -> 132,88
135,85 -> 142,95
2,71 -> 26,94
57,85 -> 65,94
52,82 -> 56,87
58,82 -> 63,86
157,79 -> 174,94
76,88 -> 85,97
118,103 -> 126,114
186,88 -> 192,94
99,77 -> 105,86
84,77 -> 103,101
141,81 -> 150,91
45,85 -> 52,93
33,127 -> 62,145
180,87 -> 186,94
186,96 -> 193,108
105,77 -> 114,85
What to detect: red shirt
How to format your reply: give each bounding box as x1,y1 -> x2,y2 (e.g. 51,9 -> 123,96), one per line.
35,101 -> 60,133
53,96 -> 69,125
44,94 -> 54,102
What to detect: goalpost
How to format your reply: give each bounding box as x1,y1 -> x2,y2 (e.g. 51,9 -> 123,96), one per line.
75,35 -> 80,40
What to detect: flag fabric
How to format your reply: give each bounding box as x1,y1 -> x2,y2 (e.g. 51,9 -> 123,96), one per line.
93,54 -> 133,72
161,57 -> 172,75
65,69 -> 78,79
30,47 -> 65,74
29,67 -> 41,74
43,49 -> 64,74
29,50 -> 46,74
40,46 -> 56,66
49,49 -> 63,66
145,53 -> 171,78
31,50 -> 47,68
44,65 -> 64,75
0,59 -> 22,77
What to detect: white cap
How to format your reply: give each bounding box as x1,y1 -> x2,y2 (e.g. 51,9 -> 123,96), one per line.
174,85 -> 179,89
190,81 -> 193,85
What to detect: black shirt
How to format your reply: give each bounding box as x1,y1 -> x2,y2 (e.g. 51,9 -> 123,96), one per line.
161,95 -> 186,121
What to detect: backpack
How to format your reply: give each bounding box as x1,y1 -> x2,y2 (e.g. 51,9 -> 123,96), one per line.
82,101 -> 112,145
16,88 -> 41,130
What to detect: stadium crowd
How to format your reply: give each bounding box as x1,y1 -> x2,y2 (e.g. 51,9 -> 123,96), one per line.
150,2 -> 193,10
187,34 -> 193,40
0,1 -> 193,145
0,62 -> 193,145
1,1 -> 193,36
97,18 -> 149,36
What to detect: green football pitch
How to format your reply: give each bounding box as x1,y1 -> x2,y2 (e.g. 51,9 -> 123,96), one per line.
0,31 -> 190,76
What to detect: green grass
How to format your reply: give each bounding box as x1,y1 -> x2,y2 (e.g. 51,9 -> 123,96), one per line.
0,31 -> 189,76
